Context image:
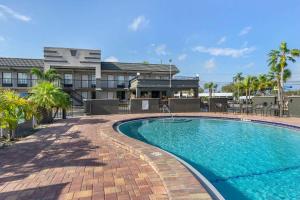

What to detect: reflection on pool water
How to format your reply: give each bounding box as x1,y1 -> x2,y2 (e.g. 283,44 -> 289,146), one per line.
118,117 -> 300,200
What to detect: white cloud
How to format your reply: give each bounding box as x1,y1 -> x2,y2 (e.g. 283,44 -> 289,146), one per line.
104,56 -> 119,62
0,4 -> 31,22
193,45 -> 255,58
177,54 -> 187,61
239,26 -> 252,36
155,44 -> 167,56
128,15 -> 149,31
244,62 -> 255,68
217,36 -> 226,45
204,58 -> 216,70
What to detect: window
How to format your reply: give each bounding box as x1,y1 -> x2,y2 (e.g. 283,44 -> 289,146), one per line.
81,92 -> 88,100
117,91 -> 125,100
18,73 -> 28,85
2,72 -> 12,85
91,75 -> 96,87
128,75 -> 135,81
64,74 -> 73,85
107,92 -> 114,99
70,49 -> 77,56
117,75 -> 125,88
81,75 -> 89,88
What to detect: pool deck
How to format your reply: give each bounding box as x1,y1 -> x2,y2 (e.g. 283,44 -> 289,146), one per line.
0,113 -> 300,200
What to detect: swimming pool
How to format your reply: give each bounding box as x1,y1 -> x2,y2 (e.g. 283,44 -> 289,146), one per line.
117,117 -> 300,200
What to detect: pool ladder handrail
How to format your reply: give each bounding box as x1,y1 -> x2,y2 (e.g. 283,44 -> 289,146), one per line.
162,104 -> 174,119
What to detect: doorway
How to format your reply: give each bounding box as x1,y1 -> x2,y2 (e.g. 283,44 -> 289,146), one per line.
151,91 -> 160,98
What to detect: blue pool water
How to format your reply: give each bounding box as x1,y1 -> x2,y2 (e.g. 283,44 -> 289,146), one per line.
118,117 -> 300,200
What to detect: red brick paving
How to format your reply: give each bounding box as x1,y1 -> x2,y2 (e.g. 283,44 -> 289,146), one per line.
0,118 -> 169,200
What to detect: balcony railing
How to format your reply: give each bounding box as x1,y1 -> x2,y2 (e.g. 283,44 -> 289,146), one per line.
0,78 -> 39,88
0,78 -> 131,90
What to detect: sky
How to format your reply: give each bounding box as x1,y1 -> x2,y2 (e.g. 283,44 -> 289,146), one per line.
0,0 -> 300,85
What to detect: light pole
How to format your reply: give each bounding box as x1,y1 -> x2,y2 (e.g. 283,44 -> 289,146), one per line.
169,59 -> 172,88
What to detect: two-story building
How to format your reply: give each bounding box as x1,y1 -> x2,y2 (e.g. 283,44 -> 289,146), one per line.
0,47 -> 199,106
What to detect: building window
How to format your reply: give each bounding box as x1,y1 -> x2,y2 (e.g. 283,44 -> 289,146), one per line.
81,75 -> 89,88
91,75 -> 96,88
2,72 -> 12,86
70,50 -> 77,56
117,75 -> 125,88
107,92 -> 114,99
18,73 -> 28,85
64,74 -> 73,86
128,75 -> 135,81
117,91 -> 125,100
81,92 -> 88,100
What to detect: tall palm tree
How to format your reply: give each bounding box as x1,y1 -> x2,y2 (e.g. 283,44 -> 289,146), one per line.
204,82 -> 218,98
268,65 -> 291,98
29,82 -> 70,123
268,42 -> 300,116
31,68 -> 61,83
233,72 -> 244,99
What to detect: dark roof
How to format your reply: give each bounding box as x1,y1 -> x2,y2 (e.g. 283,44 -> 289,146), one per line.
101,62 -> 179,72
0,57 -> 43,68
0,57 -> 180,72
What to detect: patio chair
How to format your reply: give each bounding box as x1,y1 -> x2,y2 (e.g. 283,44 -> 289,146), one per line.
253,104 -> 265,116
227,103 -> 235,113
241,104 -> 253,114
215,103 -> 224,113
266,104 -> 279,116
228,103 -> 241,114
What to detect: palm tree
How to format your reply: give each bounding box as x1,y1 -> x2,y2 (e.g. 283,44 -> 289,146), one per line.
268,65 -> 291,98
29,82 -> 70,123
268,42 -> 300,116
0,90 -> 34,140
204,82 -> 218,98
233,72 -> 244,99
242,76 -> 257,107
31,68 -> 61,83
257,74 -> 272,95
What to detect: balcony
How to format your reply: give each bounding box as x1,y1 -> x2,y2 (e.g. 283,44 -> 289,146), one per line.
0,78 -> 38,88
61,79 -> 96,89
99,80 -> 130,89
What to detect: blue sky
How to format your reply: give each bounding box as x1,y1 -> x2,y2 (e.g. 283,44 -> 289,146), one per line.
0,0 -> 300,84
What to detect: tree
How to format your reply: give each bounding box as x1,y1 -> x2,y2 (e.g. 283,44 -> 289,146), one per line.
268,65 -> 291,97
221,83 -> 235,93
233,72 -> 244,99
0,90 -> 34,140
242,76 -> 257,106
198,87 -> 204,93
268,42 -> 300,116
257,74 -> 272,95
204,82 -> 218,98
31,68 -> 61,83
29,82 -> 70,123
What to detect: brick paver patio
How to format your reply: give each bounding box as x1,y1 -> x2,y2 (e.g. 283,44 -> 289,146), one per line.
0,118 -> 169,200
1,113 -> 300,200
